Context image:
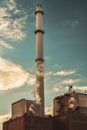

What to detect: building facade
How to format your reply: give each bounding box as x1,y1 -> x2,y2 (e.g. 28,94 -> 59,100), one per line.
53,92 -> 87,130
12,99 -> 41,119
53,92 -> 87,116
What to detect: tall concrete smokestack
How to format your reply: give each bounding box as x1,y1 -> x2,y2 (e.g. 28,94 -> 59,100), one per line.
35,5 -> 44,117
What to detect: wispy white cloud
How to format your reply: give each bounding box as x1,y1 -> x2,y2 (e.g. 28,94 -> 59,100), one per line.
64,20 -> 79,28
0,57 -> 35,91
60,79 -> 79,85
0,7 -> 10,17
45,70 -> 75,77
0,40 -> 13,49
53,87 -> 60,92
0,15 -> 26,41
74,86 -> 87,91
0,0 -> 28,42
6,0 -> 17,11
71,20 -> 79,27
0,113 -> 11,130
53,64 -> 62,69
44,56 -> 50,60
45,71 -> 53,77
65,85 -> 87,92
54,70 -> 75,76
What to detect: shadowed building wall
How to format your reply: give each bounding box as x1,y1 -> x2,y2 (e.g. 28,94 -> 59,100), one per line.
53,92 -> 87,130
3,114 -> 53,130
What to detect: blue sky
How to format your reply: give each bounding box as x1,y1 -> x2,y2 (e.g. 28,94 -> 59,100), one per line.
0,0 -> 87,129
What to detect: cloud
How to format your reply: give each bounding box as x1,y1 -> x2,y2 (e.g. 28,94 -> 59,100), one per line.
60,79 -> 79,85
0,7 -> 10,17
45,70 -> 75,77
0,113 -> 11,130
44,56 -> 50,60
71,20 -> 79,27
54,70 -> 75,76
0,40 -> 13,49
0,0 -> 28,42
74,86 -> 87,91
53,87 -> 60,92
53,64 -> 62,69
45,72 -> 53,77
64,20 -> 79,28
45,107 -> 53,116
6,0 -> 17,11
0,57 -> 35,91
65,85 -> 87,92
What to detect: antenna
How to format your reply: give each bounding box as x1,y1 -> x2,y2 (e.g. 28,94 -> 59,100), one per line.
68,85 -> 73,93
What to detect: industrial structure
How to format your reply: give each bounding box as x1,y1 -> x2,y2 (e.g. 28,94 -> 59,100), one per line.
3,5 -> 47,130
3,5 -> 87,130
12,99 -> 40,119
53,89 -> 87,130
35,5 -> 44,117
11,5 -> 45,119
53,90 -> 87,116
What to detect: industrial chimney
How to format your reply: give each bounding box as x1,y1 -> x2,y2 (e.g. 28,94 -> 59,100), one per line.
35,5 -> 44,117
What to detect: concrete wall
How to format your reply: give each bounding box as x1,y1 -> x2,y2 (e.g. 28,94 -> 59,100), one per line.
12,99 -> 26,119
77,93 -> 87,107
12,99 -> 41,119
53,92 -> 87,116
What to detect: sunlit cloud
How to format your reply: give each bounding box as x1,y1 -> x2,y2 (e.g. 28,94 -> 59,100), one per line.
0,7 -> 10,17
53,87 -> 60,92
44,56 -> 50,60
65,85 -> 87,92
0,0 -> 28,42
0,57 -> 35,91
6,0 -> 17,11
45,70 -> 75,77
54,70 -> 75,76
60,79 -> 79,85
0,40 -> 13,49
45,71 -> 53,77
74,86 -> 87,91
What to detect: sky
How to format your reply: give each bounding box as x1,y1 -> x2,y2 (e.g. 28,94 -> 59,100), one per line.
0,0 -> 87,129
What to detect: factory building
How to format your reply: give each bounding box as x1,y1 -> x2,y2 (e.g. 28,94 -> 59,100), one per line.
53,91 -> 87,130
3,5 -> 87,130
53,91 -> 87,116
3,114 -> 53,130
12,99 -> 41,119
3,5 -> 48,130
3,91 -> 87,130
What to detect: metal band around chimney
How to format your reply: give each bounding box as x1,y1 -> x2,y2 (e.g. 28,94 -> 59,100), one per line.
35,29 -> 44,34
35,10 -> 44,15
35,58 -> 44,62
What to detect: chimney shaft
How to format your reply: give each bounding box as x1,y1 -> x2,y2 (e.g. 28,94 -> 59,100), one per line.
35,5 -> 44,117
